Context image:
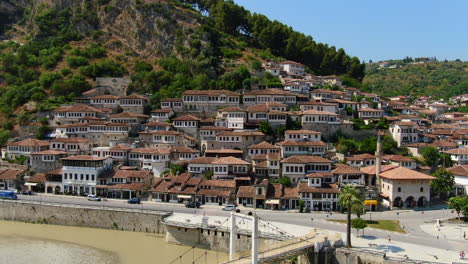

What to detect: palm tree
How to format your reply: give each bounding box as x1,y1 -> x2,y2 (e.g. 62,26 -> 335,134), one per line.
338,185 -> 363,248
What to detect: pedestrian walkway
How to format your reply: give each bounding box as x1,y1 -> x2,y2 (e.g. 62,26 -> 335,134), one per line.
348,232 -> 468,263
420,221 -> 468,242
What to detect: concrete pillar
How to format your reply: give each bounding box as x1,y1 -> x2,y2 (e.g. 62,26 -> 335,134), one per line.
251,215 -> 259,264
229,211 -> 236,260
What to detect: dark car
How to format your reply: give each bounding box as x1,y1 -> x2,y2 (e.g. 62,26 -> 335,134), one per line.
185,201 -> 201,208
21,190 -> 33,195
127,198 -> 141,204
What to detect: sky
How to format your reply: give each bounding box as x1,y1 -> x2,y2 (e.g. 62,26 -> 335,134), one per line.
235,0 -> 468,62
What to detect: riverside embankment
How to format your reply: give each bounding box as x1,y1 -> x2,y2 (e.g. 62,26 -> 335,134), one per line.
0,199 -> 168,233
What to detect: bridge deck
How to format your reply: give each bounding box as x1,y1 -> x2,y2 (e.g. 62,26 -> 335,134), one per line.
222,232 -> 332,264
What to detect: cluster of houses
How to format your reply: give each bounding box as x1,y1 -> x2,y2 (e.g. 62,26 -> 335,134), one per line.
1,66 -> 467,211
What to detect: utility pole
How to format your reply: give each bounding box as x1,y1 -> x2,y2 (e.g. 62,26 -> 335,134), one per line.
251,215 -> 259,264
229,211 -> 236,261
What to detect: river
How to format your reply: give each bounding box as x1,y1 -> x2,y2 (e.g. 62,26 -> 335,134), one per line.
0,221 -> 228,264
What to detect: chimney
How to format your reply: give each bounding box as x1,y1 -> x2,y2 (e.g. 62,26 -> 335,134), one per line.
375,131 -> 383,186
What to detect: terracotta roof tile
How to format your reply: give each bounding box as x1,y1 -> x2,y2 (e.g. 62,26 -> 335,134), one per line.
0,169 -> 25,180
55,105 -> 102,113
332,164 -> 363,175
172,114 -> 201,121
448,165 -> 468,176
285,129 -> 321,135
212,156 -> 250,165
281,155 -> 332,164
61,155 -> 109,161
297,183 -> 340,193
8,138 -> 49,147
276,140 -> 326,147
183,90 -> 240,96
237,186 -> 254,198
113,170 -> 152,179
248,141 -> 280,149
110,112 -> 149,118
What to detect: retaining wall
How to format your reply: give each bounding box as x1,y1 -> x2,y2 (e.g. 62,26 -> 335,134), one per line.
0,200 -> 169,233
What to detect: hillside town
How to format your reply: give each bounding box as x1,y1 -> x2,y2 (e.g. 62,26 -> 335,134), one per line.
1,61 -> 467,213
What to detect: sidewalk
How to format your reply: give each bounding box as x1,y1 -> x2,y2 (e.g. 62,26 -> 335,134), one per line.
420,221 -> 468,242
348,232 -> 468,263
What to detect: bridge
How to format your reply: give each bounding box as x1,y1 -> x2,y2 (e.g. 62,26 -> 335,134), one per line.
166,212 -> 343,264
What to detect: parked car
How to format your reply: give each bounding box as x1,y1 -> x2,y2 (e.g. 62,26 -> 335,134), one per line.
222,204 -> 236,211
21,190 -> 33,195
185,201 -> 201,208
127,198 -> 141,204
87,195 -> 101,201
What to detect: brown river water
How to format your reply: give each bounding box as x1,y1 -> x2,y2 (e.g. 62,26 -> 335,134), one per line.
0,221 -> 228,264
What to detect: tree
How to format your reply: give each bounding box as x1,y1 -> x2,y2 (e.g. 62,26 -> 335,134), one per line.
271,176 -> 292,187
162,163 -> 184,177
448,196 -> 468,220
299,200 -> 305,213
259,121 -> 273,135
0,129 -> 10,147
351,200 -> 366,218
431,169 -> 455,200
351,218 -> 368,237
203,170 -> 213,180
338,185 -> 363,248
421,146 -> 440,167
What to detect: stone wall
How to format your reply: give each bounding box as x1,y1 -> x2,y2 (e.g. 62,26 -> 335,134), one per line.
0,201 -> 168,233
166,225 -> 278,253
334,248 -> 409,264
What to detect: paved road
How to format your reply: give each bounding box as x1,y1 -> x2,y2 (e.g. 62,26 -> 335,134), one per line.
16,194 -> 463,252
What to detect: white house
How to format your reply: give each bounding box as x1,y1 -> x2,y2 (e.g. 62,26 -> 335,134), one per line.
448,165 -> 468,196
445,148 -> 468,165
389,121 -> 420,147
61,155 -> 113,196
280,155 -> 332,184
182,90 -> 240,112
279,61 -> 305,76
128,148 -> 170,176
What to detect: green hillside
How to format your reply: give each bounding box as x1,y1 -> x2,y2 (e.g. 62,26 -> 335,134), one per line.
0,0 -> 364,127
363,60 -> 468,99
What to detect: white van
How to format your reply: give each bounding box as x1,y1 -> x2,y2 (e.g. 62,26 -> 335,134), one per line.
222,204 -> 235,211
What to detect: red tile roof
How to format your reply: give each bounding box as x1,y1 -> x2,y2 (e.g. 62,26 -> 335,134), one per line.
332,164 -> 363,175
281,155 -> 332,164
285,129 -> 321,135
55,105 -> 102,113
448,165 -> 468,176
0,169 -> 25,180
297,183 -> 340,193
61,155 -> 109,161
113,170 -> 152,179
8,138 -> 49,147
183,90 -> 240,96
110,112 -> 149,118
248,141 -> 280,149
172,114 -> 201,121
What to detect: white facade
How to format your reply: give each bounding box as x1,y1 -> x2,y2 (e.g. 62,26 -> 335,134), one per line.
62,157 -> 113,195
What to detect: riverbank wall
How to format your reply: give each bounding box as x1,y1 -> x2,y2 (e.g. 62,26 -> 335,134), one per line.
0,200 -> 169,233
